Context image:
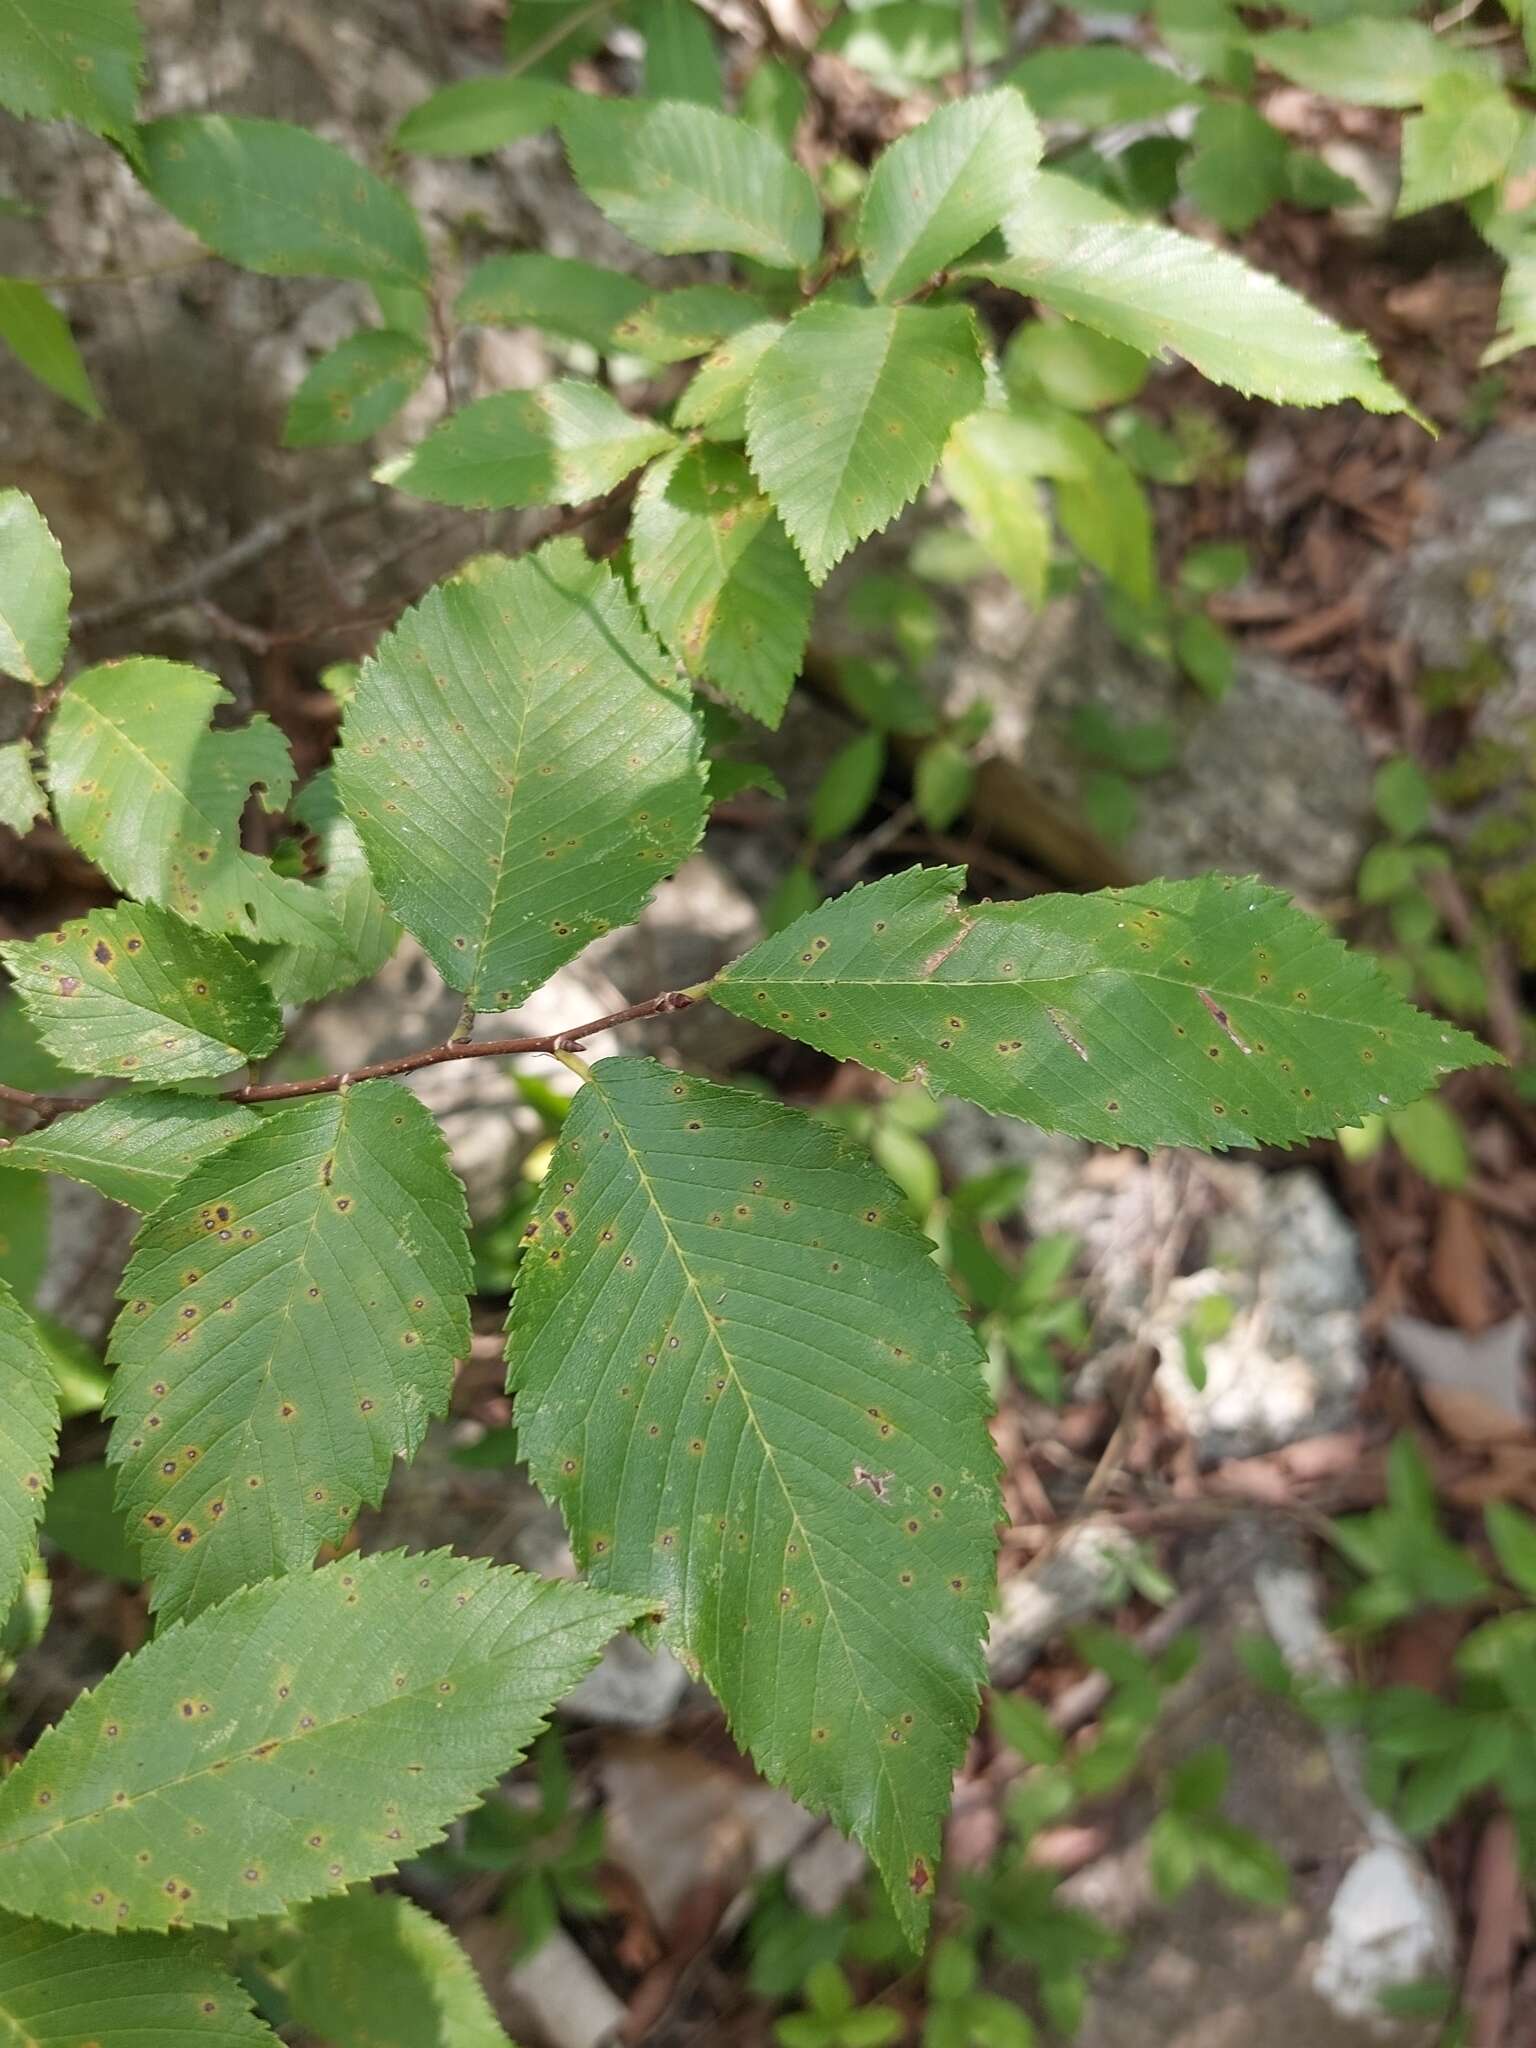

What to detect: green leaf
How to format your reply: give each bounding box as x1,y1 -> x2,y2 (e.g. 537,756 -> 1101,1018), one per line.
1015,406 -> 1154,605
1251,21 -> 1483,107
0,488 -> 69,686
742,56 -> 808,152
0,278 -> 102,418
858,88 -> 1041,303
710,866 -> 1498,1152
1006,45 -> 1203,126
0,742 -> 46,832
1176,611 -> 1236,701
0,0 -> 141,144
256,769 -> 400,1007
820,0 -> 1005,91
991,1691 -> 1065,1766
631,443 -> 811,729
105,1080 -> 471,1621
1485,255 -> 1536,366
42,1462 -> 141,1581
560,97 -> 822,270
1068,706 -> 1174,777
0,1549 -> 641,1929
45,659 -> 346,951
1387,1095 -> 1469,1189
286,1891 -> 511,2047
1487,1501 -> 1536,1600
915,739 -> 974,834
0,1911 -> 275,2044
0,1276 -> 59,1620
1197,1816 -> 1290,1906
941,414 -> 1049,607
337,541 -> 704,1010
1005,321 -> 1149,412
638,0 -> 723,107
810,730 -> 885,840
395,73 -> 567,153
283,330 -> 431,448
673,319 -> 784,438
971,171 -> 1409,416
746,300 -> 985,585
1082,769 -> 1137,846
455,252 -> 650,351
138,116 -> 429,290
613,284 -> 767,364
1373,757 -> 1433,840
0,1094 -> 259,1213
1168,1744 -> 1228,1813
1398,72 -> 1522,216
506,1057 -> 998,1943
379,382 -> 675,509
1180,104 -> 1289,233
1179,540 -> 1248,594
1,903 -> 282,1084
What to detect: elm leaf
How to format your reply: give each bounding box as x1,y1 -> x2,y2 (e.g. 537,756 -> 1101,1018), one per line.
507,1057 -> 998,1942
0,1550 -> 643,1928
336,542 -> 705,1010
0,1277 -> 59,1621
746,301 -> 986,584
711,866 -> 1497,1151
1,903 -> 281,1085
380,383 -> 674,509
0,489 -> 69,686
105,1081 -> 471,1621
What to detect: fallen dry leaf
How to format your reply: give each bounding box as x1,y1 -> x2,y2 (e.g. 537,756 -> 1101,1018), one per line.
1387,1314 -> 1533,1447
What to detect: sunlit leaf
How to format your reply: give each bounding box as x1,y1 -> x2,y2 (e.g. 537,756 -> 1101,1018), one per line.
560,96 -> 822,269
336,541 -> 705,1009
970,171 -> 1410,415
0,743 -> 46,833
1,903 -> 282,1084
746,300 -> 985,584
380,382 -> 675,509
46,660 -> 347,953
859,88 -> 1041,302
631,443 -> 811,728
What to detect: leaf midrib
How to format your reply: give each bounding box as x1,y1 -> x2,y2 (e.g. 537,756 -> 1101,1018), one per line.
727,961 -> 1419,1039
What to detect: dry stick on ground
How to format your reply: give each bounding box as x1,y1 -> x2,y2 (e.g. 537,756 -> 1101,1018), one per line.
0,986 -> 708,1132
70,478 -> 383,635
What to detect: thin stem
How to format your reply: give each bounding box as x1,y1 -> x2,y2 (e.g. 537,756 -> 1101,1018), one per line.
0,986 -> 710,1132
505,0 -> 616,79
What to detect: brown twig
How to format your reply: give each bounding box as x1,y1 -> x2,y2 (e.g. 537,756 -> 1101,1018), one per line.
0,986 -> 708,1132
70,479 -> 381,634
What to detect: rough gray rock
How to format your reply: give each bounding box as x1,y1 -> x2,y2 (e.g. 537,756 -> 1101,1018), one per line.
816,514 -> 1375,902
938,1103 -> 1367,1463
1389,427 -> 1536,745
